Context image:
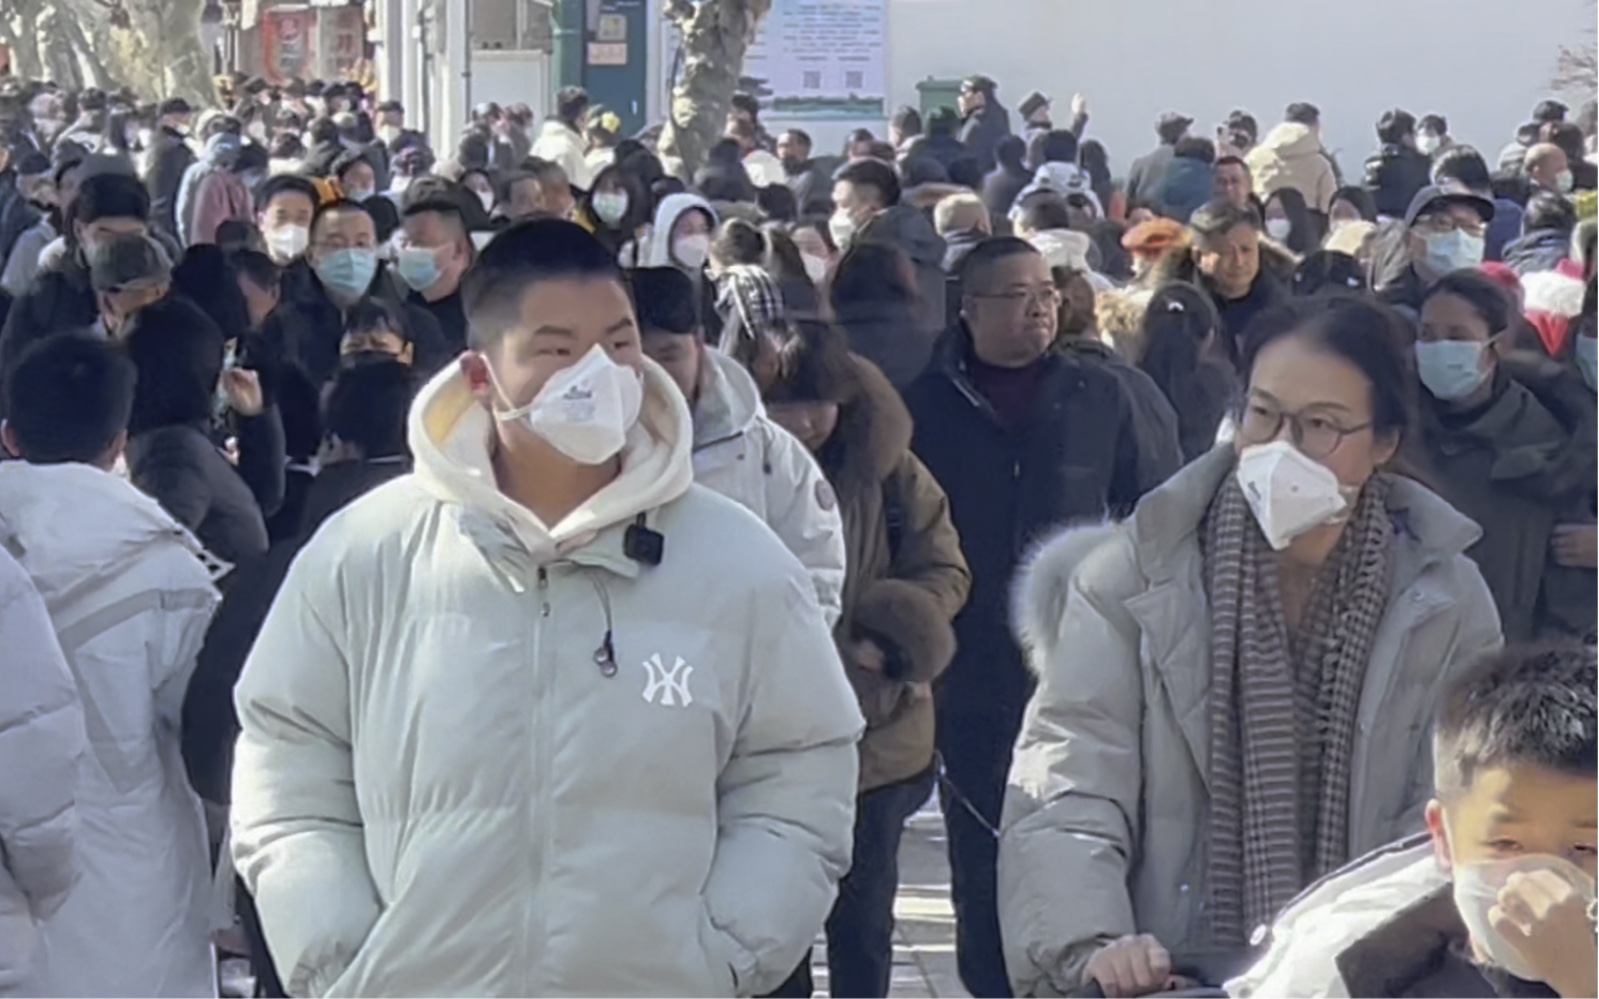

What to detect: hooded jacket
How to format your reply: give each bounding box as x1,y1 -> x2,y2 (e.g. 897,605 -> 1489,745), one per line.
230,359 -> 864,998
0,251 -> 98,417
0,461 -> 220,998
823,357 -> 970,790
638,192 -> 718,271
998,448 -> 1502,996
1228,836 -> 1535,998
0,547 -> 85,994
530,119 -> 595,191
1247,122 -> 1340,214
1361,143 -> 1433,220
1417,353 -> 1597,641
691,350 -> 846,625
855,204 -> 948,378
1502,227 -> 1572,277
175,132 -> 240,246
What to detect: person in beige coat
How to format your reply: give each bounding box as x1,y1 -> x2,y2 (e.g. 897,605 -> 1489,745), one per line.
1247,121 -> 1339,215
998,297 -> 1503,998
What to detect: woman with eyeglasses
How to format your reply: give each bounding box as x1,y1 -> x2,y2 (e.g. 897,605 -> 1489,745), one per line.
999,296 -> 1501,999
1413,271 -> 1596,642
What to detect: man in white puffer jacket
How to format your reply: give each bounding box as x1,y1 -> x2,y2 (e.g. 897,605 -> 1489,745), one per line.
1,333 -> 220,997
231,219 -> 864,998
633,265 -> 846,625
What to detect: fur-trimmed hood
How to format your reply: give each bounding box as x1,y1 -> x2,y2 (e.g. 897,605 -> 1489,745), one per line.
820,355 -> 913,497
1010,518 -> 1122,669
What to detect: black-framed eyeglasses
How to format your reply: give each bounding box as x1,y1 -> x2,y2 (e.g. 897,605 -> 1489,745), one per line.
1236,401 -> 1372,460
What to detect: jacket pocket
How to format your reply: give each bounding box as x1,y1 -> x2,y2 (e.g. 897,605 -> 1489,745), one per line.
697,911 -> 758,997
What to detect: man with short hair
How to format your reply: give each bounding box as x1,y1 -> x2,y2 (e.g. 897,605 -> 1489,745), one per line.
632,265 -> 845,624
902,236 -> 1177,998
230,219 -> 863,997
1127,111 -> 1191,209
1525,142 -> 1573,196
395,198 -> 474,353
778,128 -> 831,217
832,159 -> 947,383
1213,154 -> 1254,211
1417,113 -> 1453,156
1247,102 -> 1340,216
957,74 -> 1012,173
256,174 -> 319,264
728,117 -> 785,188
507,160 -> 575,221
1379,184 -> 1495,315
1188,198 -> 1288,363
1504,191 -> 1579,276
728,91 -> 775,153
1433,145 -> 1523,262
1364,108 -> 1434,219
143,96 -> 196,241
2,332 -> 220,997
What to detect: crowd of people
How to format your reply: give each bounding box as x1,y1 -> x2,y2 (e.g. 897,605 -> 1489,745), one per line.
0,65 -> 1595,999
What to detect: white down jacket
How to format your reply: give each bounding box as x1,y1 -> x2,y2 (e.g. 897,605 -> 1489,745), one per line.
0,547 -> 85,995
230,359 -> 865,998
693,350 -> 846,625
0,461 -> 220,998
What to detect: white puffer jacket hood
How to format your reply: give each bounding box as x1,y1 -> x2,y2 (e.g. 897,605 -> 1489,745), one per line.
639,192 -> 718,269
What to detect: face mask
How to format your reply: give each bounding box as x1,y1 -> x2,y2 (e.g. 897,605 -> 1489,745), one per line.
1453,853 -> 1596,983
592,191 -> 629,226
1558,170 -> 1575,194
673,233 -> 710,271
1264,218 -> 1292,242
802,253 -> 828,284
477,190 -> 495,212
495,344 -> 644,465
314,248 -> 379,300
396,246 -> 443,292
1235,440 -> 1355,550
1417,134 -> 1441,155
829,210 -> 857,251
1425,230 -> 1484,274
344,187 -> 374,204
1416,339 -> 1490,401
264,224 -> 309,262
1577,336 -> 1597,390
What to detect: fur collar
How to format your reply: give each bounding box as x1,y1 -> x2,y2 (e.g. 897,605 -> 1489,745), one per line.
821,355 -> 913,495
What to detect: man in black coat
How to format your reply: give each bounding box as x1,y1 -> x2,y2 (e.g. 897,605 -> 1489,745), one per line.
1362,108 -> 1434,219
902,237 -> 1180,998
957,75 -> 1012,174
142,97 -> 196,242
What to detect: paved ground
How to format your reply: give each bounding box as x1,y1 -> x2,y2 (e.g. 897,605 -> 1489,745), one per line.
805,799 -> 966,998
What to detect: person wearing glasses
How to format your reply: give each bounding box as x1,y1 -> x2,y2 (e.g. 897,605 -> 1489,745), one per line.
1377,185 -> 1495,317
1000,296 -> 1501,998
901,236 -> 1180,997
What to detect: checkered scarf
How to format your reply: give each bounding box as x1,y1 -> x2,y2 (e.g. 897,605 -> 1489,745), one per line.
1201,471 -> 1396,944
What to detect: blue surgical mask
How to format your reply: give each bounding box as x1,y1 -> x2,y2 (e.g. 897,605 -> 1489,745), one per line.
345,187 -> 374,204
1577,336 -> 1597,390
315,248 -> 378,301
395,246 -> 442,292
1424,230 -> 1484,274
1416,339 -> 1489,401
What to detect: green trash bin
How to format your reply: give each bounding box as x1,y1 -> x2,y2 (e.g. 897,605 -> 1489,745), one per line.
916,77 -> 962,120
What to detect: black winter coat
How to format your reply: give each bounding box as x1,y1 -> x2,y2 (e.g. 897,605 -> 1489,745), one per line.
902,326 -> 1180,725
268,260 -> 452,384
1502,228 -> 1571,277
144,127 -> 197,239
958,103 -> 1012,174
1362,143 -> 1432,219
0,255 -> 98,418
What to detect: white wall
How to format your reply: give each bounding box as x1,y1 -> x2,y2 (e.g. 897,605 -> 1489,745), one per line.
882,0 -> 1595,177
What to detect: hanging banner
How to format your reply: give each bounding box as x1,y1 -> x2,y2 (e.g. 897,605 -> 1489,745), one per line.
319,5 -> 366,80
664,0 -> 887,121
261,8 -> 318,85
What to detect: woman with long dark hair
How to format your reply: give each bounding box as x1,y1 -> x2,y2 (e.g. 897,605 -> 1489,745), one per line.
1137,281 -> 1238,460
1003,296 -> 1501,997
1263,186 -> 1318,255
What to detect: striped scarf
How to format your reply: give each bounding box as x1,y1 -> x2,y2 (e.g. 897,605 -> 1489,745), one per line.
1201,472 -> 1396,944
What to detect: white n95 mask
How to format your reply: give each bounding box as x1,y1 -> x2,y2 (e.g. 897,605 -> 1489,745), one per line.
1453,853 -> 1597,983
1234,440 -> 1354,550
496,345 -> 643,465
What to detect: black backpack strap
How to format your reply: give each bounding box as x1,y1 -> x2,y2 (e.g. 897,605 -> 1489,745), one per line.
883,469 -> 906,565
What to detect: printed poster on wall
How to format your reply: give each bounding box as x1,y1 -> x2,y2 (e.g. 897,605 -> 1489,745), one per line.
665,0 -> 887,120
261,8 -> 317,85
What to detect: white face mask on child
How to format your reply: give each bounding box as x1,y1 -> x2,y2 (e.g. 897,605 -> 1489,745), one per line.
1452,853 -> 1597,982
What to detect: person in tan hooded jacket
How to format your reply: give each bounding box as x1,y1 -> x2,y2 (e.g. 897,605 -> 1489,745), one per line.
1247,120 -> 1340,215
764,320 -> 970,998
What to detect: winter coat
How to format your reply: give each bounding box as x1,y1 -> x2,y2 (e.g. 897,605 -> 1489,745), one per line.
637,192 -> 718,271
1417,355 -> 1597,641
1522,266 -> 1589,358
144,126 -> 197,240
0,546 -> 85,994
1055,339 -> 1185,485
127,411 -> 286,565
1362,143 -> 1433,219
1230,836 -> 1527,998
0,461 -> 220,997
0,218 -> 54,299
785,159 -> 834,218
175,135 -> 236,246
189,170 -> 253,247
184,456 -> 411,806
822,356 -> 970,791
902,325 -> 1180,728
0,174 -> 39,270
998,447 -> 1502,996
0,253 -> 98,418
1247,122 -> 1339,214
983,162 -> 1032,220
835,298 -> 933,389
959,102 -> 1012,174
941,227 -> 985,274
1157,157 -> 1214,222
230,359 -> 864,998
1485,198 -> 1525,263
267,260 -> 453,384
1126,144 -> 1176,210
691,350 -> 847,625
1208,266 -> 1290,369
1503,227 -> 1572,276
857,204 -> 948,359
530,119 -> 595,191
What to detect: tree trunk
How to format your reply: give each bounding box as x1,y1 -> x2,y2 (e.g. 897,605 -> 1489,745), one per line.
117,0 -> 216,103
656,0 -> 771,180
58,3 -> 114,89
40,8 -> 83,88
